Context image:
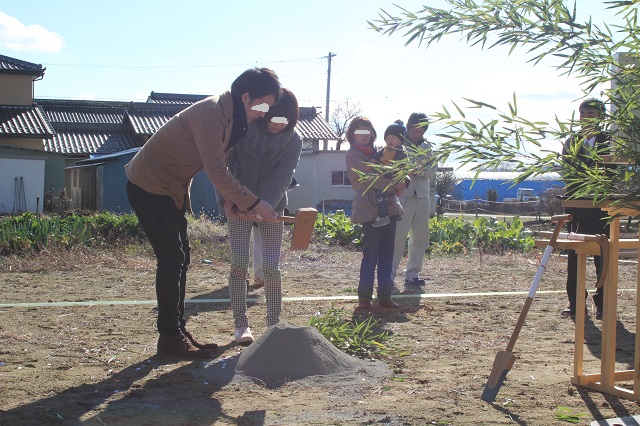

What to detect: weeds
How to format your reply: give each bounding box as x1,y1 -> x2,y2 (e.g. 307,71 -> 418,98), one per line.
0,212 -> 146,255
309,307 -> 390,358
553,406 -> 587,423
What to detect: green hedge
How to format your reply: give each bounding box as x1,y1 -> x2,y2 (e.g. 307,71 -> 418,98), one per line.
0,211 -> 535,256
0,212 -> 146,255
314,211 -> 535,254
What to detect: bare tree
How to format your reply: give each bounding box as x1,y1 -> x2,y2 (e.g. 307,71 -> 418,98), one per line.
330,99 -> 363,151
435,169 -> 457,200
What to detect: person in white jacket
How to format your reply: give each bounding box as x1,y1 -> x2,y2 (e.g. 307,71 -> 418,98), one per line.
392,112 -> 438,288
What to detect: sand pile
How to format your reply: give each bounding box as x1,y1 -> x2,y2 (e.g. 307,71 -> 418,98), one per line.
233,322 -> 390,388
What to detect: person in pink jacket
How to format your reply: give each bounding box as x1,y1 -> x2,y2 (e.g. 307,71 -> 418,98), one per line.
125,68 -> 282,359
345,117 -> 405,310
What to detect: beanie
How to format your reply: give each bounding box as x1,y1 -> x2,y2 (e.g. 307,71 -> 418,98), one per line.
407,112 -> 429,128
384,122 -> 406,141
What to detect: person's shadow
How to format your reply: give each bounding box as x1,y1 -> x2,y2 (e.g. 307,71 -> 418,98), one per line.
578,315 -> 635,368
569,314 -> 638,422
351,292 -> 426,341
0,344 -> 269,425
188,282 -> 260,314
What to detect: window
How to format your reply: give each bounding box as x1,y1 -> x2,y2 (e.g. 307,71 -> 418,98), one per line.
332,170 -> 351,187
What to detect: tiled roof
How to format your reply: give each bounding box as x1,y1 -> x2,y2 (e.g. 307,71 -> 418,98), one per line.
125,103 -> 185,135
23,93 -> 335,155
36,99 -> 140,155
296,107 -> 338,140
0,105 -> 55,137
147,92 -> 208,104
0,54 -> 45,76
44,129 -> 141,155
36,99 -> 127,125
145,94 -> 337,140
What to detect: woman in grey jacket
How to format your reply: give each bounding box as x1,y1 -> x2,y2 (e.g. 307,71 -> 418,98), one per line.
222,89 -> 302,344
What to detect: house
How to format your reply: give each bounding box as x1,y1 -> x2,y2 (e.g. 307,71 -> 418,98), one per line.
0,53 -> 343,215
55,97 -> 340,216
34,99 -> 144,212
0,54 -> 64,214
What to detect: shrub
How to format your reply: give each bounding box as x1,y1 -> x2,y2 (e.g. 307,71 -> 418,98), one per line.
486,188 -> 498,202
314,210 -> 363,248
430,215 -> 534,254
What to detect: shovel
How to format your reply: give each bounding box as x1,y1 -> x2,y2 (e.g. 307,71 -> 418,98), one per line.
481,213 -> 573,402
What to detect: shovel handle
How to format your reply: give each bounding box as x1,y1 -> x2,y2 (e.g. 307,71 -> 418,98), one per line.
278,215 -> 295,224
504,214 -> 573,352
549,214 -> 573,246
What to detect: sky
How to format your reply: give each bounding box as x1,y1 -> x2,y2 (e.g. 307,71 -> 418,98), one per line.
0,1 -> 620,159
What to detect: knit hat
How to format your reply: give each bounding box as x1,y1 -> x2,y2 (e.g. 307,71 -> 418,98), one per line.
407,112 -> 429,128
384,122 -> 406,141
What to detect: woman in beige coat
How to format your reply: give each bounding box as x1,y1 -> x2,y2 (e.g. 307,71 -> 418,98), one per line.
345,117 -> 405,310
125,68 -> 282,359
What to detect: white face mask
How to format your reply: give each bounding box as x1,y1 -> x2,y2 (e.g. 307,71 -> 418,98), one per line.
251,103 -> 270,113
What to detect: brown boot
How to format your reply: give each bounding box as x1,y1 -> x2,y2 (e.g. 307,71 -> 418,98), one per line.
157,332 -> 214,359
378,297 -> 400,309
181,328 -> 219,350
357,300 -> 372,310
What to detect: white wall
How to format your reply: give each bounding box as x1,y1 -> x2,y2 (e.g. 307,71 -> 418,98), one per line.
0,157 -> 45,213
289,150 -> 353,212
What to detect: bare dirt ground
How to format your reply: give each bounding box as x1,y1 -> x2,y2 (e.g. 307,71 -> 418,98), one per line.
1,234 -> 640,425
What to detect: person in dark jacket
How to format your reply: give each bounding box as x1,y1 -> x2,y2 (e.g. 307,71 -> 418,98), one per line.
561,98 -> 611,320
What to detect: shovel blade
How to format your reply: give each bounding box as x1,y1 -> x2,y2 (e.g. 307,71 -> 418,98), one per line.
481,350 -> 516,402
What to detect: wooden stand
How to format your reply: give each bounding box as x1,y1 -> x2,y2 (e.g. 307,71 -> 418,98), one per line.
535,198 -> 640,401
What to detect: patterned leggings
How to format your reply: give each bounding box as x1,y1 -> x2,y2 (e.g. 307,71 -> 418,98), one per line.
228,216 -> 284,328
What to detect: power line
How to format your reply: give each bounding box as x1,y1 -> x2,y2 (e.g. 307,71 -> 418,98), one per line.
332,59 -> 392,101
43,56 -> 322,70
279,59 -> 326,78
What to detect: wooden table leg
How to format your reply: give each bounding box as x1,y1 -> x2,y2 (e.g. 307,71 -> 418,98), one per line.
601,217 -> 620,388
635,228 -> 640,399
574,251 -> 588,380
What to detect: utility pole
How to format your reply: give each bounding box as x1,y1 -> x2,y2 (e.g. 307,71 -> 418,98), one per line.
325,52 -> 336,121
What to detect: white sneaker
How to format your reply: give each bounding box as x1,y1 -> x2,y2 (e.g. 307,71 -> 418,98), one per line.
234,326 -> 254,345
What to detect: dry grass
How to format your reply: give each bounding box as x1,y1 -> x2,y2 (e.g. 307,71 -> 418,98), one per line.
0,218 -> 350,274
0,242 -> 159,273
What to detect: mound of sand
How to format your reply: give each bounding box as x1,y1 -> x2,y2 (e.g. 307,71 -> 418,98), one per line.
234,322 -> 390,388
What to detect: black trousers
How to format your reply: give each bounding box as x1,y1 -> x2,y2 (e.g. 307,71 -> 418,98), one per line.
564,206 -> 610,310
126,181 -> 190,335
